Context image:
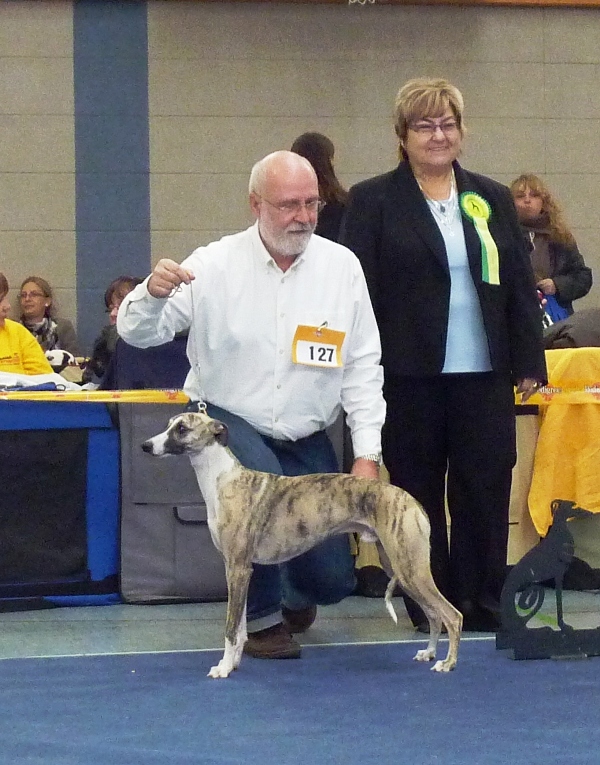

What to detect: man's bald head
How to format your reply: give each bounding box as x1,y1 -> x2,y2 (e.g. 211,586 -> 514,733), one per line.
249,150 -> 317,197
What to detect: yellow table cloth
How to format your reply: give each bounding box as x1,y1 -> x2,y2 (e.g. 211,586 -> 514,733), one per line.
528,347 -> 600,536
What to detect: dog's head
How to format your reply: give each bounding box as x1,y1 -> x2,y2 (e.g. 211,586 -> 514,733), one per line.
141,412 -> 228,457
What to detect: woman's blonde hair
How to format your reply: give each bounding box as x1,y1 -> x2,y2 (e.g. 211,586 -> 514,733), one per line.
393,77 -> 466,157
510,174 -> 576,248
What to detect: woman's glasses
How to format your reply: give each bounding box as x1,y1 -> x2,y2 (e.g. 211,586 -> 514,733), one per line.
19,291 -> 45,299
409,119 -> 459,137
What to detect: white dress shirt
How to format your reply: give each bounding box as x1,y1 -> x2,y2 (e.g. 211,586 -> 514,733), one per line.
117,223 -> 385,457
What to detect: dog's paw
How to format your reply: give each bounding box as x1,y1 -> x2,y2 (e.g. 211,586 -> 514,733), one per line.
430,659 -> 456,673
413,648 -> 436,662
208,660 -> 235,679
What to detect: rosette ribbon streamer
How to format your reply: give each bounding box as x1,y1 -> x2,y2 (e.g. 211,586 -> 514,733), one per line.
460,192 -> 500,285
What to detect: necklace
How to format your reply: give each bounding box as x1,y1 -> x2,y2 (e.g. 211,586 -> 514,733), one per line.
417,171 -> 459,235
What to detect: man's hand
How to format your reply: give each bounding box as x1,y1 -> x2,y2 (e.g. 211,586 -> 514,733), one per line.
351,458 -> 380,480
516,377 -> 542,403
148,259 -> 195,298
536,278 -> 556,296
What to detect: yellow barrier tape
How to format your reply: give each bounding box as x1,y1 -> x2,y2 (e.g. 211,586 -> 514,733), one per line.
516,381 -> 600,406
0,389 -> 189,404
3,384 -> 597,406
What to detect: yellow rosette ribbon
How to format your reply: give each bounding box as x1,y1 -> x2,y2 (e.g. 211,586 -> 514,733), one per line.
460,192 -> 500,285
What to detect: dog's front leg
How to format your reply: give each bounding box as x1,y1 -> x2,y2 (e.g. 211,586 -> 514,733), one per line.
554,573 -> 574,633
208,564 -> 252,679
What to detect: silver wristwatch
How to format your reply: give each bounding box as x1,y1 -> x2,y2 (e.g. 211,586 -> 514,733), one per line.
357,452 -> 382,466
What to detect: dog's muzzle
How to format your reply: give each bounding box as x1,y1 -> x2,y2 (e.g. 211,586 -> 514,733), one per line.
141,439 -> 157,455
141,432 -> 186,456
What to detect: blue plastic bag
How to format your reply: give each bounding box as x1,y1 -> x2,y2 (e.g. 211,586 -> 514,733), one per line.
544,295 -> 570,325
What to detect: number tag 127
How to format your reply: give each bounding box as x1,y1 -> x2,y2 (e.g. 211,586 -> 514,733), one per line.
292,325 -> 345,368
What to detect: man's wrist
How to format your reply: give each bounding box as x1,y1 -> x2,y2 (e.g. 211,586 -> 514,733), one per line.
356,452 -> 382,466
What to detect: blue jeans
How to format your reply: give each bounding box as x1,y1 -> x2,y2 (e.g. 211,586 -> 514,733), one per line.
201,403 -> 356,631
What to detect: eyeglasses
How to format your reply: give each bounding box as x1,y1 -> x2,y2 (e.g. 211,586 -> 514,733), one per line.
409,119 -> 459,137
19,291 -> 46,299
258,196 -> 325,215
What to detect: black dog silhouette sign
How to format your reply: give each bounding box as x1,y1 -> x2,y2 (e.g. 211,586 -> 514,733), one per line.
497,500 -> 600,660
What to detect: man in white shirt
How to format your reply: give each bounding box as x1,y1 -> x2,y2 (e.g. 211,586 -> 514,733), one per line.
118,151 -> 385,660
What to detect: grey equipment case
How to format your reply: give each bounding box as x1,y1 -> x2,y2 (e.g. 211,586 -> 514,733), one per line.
118,402 -> 227,603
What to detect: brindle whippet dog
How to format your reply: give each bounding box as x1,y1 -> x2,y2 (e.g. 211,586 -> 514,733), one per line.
142,412 -> 462,678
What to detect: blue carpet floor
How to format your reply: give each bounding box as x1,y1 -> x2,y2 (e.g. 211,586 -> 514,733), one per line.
1,639 -> 599,765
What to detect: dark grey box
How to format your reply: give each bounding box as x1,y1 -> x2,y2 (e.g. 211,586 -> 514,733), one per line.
118,403 -> 227,603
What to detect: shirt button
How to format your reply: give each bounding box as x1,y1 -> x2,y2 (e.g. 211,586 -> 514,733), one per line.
279,349 -> 284,355
277,384 -> 281,389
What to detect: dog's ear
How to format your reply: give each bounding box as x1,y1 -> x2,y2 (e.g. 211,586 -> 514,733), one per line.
210,419 -> 229,447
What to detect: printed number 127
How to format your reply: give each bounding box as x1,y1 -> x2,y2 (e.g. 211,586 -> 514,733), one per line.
310,346 -> 334,363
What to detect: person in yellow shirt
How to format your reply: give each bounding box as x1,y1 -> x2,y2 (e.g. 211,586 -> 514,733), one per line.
0,272 -> 53,375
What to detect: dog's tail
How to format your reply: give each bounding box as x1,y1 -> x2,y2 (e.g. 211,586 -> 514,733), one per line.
384,577 -> 399,624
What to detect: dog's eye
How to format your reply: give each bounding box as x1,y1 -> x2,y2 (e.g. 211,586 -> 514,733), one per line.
176,421 -> 189,435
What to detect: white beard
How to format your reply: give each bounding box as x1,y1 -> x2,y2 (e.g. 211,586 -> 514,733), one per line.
275,228 -> 313,257
260,222 -> 314,259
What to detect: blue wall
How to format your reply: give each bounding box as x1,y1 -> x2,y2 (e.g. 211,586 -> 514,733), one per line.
74,0 -> 151,352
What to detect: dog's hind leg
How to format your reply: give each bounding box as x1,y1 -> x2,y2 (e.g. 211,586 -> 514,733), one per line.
378,524 -> 462,672
208,563 -> 252,679
404,566 -> 461,672
398,572 -> 461,671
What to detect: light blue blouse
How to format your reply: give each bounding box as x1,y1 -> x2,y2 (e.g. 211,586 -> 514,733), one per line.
428,204 -> 492,373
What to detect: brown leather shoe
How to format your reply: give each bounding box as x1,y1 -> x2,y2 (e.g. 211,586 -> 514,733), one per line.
281,604 -> 317,634
243,623 -> 301,659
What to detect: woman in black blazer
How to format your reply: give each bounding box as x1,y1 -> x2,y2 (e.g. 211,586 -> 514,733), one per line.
340,78 -> 547,632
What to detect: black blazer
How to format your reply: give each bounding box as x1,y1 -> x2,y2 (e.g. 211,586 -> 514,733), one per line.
315,199 -> 346,242
340,161 -> 547,383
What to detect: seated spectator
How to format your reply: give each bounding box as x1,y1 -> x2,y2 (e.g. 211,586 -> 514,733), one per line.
0,272 -> 53,375
510,174 -> 592,319
290,132 -> 348,242
83,275 -> 143,384
19,276 -> 79,355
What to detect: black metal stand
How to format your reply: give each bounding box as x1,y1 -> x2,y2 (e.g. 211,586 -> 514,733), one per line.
496,499 -> 600,660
